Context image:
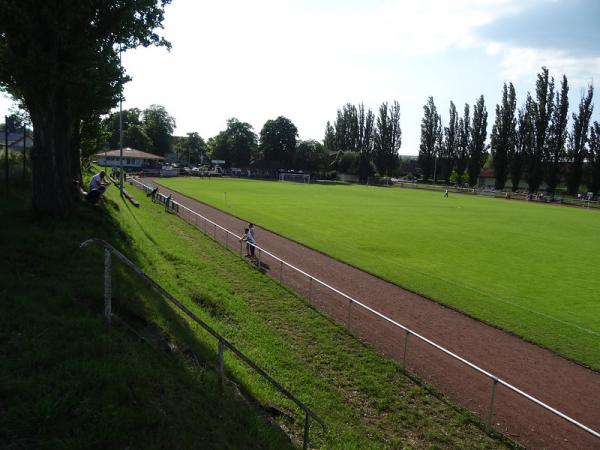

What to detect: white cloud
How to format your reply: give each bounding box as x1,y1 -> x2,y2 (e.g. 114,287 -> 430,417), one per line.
120,0 -> 529,142
488,43 -> 599,88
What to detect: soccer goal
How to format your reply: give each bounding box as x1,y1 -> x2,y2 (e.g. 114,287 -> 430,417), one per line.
279,173 -> 310,183
367,176 -> 392,186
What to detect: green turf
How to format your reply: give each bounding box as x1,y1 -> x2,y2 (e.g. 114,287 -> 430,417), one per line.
157,177 -> 600,369
102,184 -> 511,448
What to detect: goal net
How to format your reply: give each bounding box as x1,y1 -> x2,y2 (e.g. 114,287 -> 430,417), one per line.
279,173 -> 310,183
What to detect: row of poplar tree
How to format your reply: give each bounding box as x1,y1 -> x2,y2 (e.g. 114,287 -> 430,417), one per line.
323,101 -> 402,182
418,67 -> 599,195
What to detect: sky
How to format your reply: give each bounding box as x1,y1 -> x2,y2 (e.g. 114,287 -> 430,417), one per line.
1,0 -> 599,155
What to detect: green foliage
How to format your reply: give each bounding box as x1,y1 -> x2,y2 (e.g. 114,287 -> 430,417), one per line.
174,132 -> 206,166
449,169 -> 459,185
491,83 -> 517,190
142,104 -> 176,155
467,95 -> 488,186
103,108 -> 144,149
373,101 -> 401,176
544,75 -> 569,192
208,118 -> 257,167
106,185 -> 509,448
526,67 -> 555,192
337,151 -> 359,174
161,177 -> 600,369
0,0 -> 172,216
588,121 -> 600,193
124,124 -> 153,151
259,116 -> 298,166
418,96 -> 441,181
0,190 -> 292,449
441,101 -> 459,181
294,139 -> 328,171
567,85 -> 594,195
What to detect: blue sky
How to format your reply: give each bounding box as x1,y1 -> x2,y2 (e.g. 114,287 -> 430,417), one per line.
1,0 -> 599,155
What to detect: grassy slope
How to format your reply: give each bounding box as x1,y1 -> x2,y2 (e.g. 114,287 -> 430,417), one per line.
158,177 -> 600,369
0,192 -> 294,450
104,185 -> 511,448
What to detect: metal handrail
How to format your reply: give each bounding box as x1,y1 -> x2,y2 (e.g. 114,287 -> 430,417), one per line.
130,177 -> 600,441
80,238 -> 326,449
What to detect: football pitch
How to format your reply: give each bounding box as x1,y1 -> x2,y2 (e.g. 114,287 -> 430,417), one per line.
158,177 -> 600,369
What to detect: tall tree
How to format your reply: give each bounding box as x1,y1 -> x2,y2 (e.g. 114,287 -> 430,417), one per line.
455,104 -> 471,178
442,101 -> 459,182
0,0 -> 171,216
176,132 -> 205,166
102,108 -> 143,149
588,121 -> 600,194
511,98 -> 534,191
418,97 -> 441,181
467,95 -> 488,186
357,104 -> 375,182
124,124 -> 152,151
544,75 -> 569,192
491,83 -> 517,190
334,104 -> 359,152
209,118 -> 257,167
567,85 -> 594,195
142,104 -> 176,156
259,116 -> 298,167
294,140 -> 328,172
374,101 -> 401,176
527,67 -> 555,192
323,121 -> 336,153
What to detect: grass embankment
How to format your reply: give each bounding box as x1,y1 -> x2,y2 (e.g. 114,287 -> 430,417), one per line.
158,177 -> 600,369
1,184 -> 512,448
0,191 -> 293,449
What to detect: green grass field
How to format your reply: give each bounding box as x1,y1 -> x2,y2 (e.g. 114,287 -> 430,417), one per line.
2,185 -> 511,448
158,177 -> 600,369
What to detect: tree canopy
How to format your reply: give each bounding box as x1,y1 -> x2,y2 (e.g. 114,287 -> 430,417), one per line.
259,116 -> 298,167
0,0 -> 171,216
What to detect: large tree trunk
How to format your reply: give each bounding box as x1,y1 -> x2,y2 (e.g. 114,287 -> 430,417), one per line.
29,100 -> 79,217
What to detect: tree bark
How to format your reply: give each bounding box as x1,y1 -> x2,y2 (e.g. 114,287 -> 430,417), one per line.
29,100 -> 79,217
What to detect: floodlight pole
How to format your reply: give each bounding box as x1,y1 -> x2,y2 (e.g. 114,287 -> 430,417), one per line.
118,45 -> 124,195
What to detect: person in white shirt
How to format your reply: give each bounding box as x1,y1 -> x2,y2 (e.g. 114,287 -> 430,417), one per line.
89,171 -> 106,192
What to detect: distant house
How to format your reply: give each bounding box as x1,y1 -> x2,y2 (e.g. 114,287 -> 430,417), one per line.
95,148 -> 164,171
1,131 -> 34,151
477,168 -> 545,191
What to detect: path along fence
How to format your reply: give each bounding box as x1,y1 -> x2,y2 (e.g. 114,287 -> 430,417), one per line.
80,238 -> 326,449
129,177 -> 600,446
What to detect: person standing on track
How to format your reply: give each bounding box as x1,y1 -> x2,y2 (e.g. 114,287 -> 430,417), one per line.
240,227 -> 257,258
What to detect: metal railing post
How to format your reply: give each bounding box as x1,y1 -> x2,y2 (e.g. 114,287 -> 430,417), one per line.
103,248 -> 112,326
279,260 -> 283,283
240,239 -> 243,256
487,378 -> 498,430
257,248 -> 261,267
402,330 -> 409,369
303,413 -> 311,450
217,338 -> 225,385
308,277 -> 313,303
225,231 -> 229,249
204,217 -> 207,233
214,223 -> 217,239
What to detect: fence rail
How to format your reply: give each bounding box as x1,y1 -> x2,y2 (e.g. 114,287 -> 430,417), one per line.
129,177 -> 600,443
80,238 -> 326,449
